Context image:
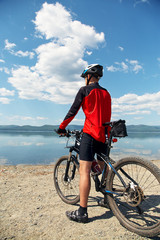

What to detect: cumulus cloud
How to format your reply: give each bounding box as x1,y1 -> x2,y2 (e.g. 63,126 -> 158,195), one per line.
112,91 -> 160,117
0,97 -> 12,104
106,59 -> 143,74
0,88 -> 14,96
5,39 -> 16,50
0,88 -> 14,104
0,67 -> 10,74
9,2 -> 105,104
33,2 -> 104,46
4,39 -> 34,59
13,50 -> 34,59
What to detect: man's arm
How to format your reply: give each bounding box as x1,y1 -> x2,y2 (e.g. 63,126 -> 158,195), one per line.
58,87 -> 85,130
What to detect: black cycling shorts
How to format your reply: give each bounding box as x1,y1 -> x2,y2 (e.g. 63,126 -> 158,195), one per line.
79,132 -> 108,162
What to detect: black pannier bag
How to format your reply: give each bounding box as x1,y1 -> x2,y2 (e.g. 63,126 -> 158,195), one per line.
110,119 -> 128,137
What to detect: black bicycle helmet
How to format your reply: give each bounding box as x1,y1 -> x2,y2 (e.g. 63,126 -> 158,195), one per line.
81,64 -> 103,78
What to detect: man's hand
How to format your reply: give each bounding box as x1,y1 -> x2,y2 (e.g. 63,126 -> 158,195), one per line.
56,128 -> 67,135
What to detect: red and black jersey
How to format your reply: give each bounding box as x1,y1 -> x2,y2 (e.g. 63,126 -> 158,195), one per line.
59,82 -> 111,143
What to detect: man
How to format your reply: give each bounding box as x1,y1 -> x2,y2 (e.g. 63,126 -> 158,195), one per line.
57,64 -> 111,223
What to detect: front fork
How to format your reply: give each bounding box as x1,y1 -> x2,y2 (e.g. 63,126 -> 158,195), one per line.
64,153 -> 78,182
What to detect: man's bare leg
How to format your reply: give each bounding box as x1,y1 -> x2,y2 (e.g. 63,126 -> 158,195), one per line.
79,160 -> 92,208
65,160 -> 91,223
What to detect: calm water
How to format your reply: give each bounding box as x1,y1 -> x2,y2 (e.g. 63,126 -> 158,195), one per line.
0,132 -> 160,165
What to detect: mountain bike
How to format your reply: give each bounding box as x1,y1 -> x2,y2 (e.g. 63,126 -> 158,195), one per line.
53,120 -> 160,237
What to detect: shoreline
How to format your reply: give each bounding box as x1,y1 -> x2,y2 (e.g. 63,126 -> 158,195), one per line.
0,162 -> 160,240
1,158 -> 160,167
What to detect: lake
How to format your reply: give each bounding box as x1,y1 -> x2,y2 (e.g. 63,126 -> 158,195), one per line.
0,132 -> 160,165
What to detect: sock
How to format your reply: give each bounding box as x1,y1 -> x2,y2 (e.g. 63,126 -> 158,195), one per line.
79,206 -> 87,215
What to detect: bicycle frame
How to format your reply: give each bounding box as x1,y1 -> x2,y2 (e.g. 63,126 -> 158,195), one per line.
64,130 -> 131,198
97,154 -> 127,196
55,124 -> 160,237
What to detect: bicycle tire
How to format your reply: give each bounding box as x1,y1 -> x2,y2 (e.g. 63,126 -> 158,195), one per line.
54,155 -> 80,205
106,157 -> 160,237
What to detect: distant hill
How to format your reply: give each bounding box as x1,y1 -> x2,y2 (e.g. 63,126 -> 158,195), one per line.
0,124 -> 160,132
127,125 -> 160,132
0,125 -> 58,131
0,124 -> 83,132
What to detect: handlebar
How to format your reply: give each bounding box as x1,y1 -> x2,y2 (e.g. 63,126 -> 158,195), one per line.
54,129 -> 82,138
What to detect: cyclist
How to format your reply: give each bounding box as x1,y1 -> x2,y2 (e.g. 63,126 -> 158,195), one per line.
57,64 -> 111,223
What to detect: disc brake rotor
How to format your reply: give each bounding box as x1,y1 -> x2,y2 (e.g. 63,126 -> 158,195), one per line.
123,186 -> 142,207
61,174 -> 70,186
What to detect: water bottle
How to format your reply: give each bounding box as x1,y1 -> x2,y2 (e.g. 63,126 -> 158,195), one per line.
91,159 -> 102,175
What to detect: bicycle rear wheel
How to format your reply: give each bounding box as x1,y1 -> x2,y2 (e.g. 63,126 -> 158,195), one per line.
54,155 -> 80,205
107,157 -> 160,237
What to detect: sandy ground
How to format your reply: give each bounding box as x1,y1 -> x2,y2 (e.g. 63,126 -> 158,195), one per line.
0,161 -> 160,240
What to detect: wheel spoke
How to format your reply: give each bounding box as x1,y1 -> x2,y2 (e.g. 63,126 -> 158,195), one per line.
54,157 -> 80,204
107,158 -> 160,237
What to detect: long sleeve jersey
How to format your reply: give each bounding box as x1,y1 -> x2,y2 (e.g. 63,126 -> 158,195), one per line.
59,82 -> 111,143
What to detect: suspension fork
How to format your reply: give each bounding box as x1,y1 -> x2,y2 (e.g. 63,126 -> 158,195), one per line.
64,153 -> 71,182
64,152 -> 78,182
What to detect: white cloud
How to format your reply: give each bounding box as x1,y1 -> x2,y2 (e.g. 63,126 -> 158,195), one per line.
4,67 -> 10,74
0,97 -> 12,104
106,65 -> 118,72
106,59 -> 143,74
9,2 -> 105,104
33,2 -> 104,46
112,91 -> 160,117
134,0 -> 150,8
118,46 -> 124,51
4,39 -> 34,59
127,59 -> 143,73
21,116 -> 34,121
0,59 -> 5,63
86,51 -> 92,56
36,116 -> 48,120
14,50 -> 34,59
0,67 -> 10,74
0,88 -> 14,96
5,39 -> 16,50
0,88 -> 14,104
8,115 -> 48,122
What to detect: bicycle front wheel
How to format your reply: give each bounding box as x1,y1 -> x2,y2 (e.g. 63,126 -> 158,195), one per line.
107,157 -> 160,237
54,156 -> 80,205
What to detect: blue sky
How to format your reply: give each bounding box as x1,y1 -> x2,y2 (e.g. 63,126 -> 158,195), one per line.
0,0 -> 160,126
